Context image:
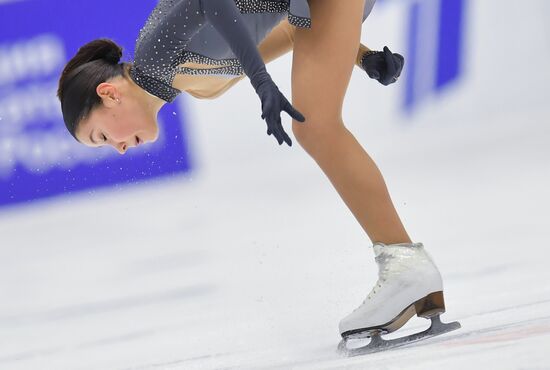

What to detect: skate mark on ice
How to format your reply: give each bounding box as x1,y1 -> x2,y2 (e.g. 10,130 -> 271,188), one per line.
121,250 -> 208,277
0,347 -> 62,364
0,284 -> 215,328
116,350 -> 251,370
0,328 -> 157,364
457,297 -> 550,321
445,263 -> 515,281
437,315 -> 550,348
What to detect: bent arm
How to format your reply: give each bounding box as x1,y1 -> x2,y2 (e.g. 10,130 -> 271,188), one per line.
193,19 -> 373,99
186,18 -> 298,100
202,0 -> 269,82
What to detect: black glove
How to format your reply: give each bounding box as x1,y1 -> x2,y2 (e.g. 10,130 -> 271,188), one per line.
361,46 -> 404,86
201,0 -> 305,147
251,69 -> 306,146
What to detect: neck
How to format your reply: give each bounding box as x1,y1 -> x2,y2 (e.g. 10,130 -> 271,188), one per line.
124,65 -> 167,117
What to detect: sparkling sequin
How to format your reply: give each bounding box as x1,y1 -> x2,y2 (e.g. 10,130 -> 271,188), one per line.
130,0 -> 372,102
236,0 -> 311,27
129,65 -> 181,103
129,0 -> 317,102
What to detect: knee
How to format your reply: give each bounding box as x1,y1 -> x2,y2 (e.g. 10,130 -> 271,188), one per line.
291,113 -> 345,153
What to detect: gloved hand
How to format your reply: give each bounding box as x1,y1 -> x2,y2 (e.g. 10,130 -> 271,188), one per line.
361,46 -> 404,86
200,0 -> 306,147
251,69 -> 306,146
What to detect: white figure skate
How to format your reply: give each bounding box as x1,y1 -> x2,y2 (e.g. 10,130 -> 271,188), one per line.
338,242 -> 461,356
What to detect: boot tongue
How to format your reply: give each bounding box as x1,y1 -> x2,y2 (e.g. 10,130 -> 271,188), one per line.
373,243 -> 385,257
372,242 -> 421,258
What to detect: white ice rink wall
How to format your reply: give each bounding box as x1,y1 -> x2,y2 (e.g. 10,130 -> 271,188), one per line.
1,1 -> 550,369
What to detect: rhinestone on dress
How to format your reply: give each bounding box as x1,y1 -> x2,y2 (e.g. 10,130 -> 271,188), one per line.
129,0 -> 350,102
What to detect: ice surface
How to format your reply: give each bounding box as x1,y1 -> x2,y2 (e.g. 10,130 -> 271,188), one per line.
0,106 -> 549,369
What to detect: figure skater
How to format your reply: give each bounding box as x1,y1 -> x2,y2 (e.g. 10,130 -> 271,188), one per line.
57,0 -> 459,355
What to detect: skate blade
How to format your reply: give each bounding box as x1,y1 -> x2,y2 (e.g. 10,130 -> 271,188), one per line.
337,315 -> 461,357
342,305 -> 416,340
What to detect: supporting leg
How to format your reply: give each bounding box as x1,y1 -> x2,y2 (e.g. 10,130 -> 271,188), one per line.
291,0 -> 411,244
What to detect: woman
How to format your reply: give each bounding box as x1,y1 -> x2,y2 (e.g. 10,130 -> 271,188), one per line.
57,0 -> 458,354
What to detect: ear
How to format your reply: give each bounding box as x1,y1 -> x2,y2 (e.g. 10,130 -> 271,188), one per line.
96,82 -> 120,108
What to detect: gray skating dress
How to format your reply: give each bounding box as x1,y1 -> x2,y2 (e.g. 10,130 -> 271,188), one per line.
130,0 -> 377,103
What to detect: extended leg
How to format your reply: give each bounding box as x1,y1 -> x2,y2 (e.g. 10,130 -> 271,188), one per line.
291,0 -> 411,244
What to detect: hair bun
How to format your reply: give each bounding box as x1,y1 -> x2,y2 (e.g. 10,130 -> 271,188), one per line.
71,38 -> 123,66
98,39 -> 123,64
103,47 -> 122,64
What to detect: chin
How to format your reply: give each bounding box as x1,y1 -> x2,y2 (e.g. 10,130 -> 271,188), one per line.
151,126 -> 160,142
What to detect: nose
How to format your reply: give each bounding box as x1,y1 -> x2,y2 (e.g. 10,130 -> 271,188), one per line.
115,141 -> 133,155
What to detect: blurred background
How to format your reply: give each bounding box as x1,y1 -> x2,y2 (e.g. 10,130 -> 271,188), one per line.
1,0 -> 549,369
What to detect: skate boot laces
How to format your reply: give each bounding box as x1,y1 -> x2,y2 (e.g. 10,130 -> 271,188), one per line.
356,242 -> 426,308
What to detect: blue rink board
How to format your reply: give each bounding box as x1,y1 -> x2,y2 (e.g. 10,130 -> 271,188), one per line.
0,0 -> 191,208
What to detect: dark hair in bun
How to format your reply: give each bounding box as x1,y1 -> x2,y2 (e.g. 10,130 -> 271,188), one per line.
57,38 -> 128,141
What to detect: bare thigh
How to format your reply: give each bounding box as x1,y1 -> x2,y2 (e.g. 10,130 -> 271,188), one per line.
291,0 -> 366,128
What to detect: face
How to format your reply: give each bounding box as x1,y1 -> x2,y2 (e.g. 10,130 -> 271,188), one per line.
75,80 -> 159,154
